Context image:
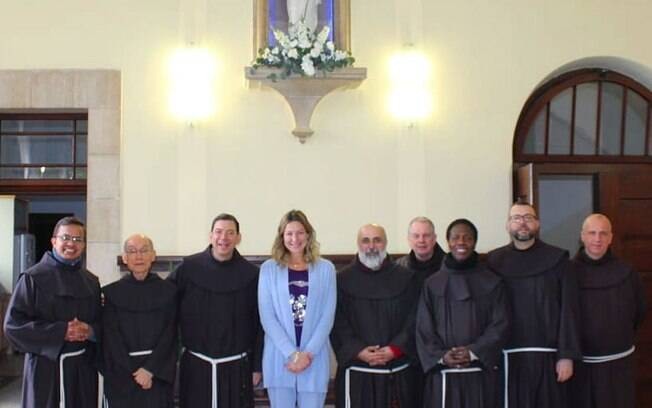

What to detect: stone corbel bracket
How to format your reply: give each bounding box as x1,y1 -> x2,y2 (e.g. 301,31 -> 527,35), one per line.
245,66 -> 367,143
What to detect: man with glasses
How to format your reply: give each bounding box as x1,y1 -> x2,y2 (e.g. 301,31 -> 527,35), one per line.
487,202 -> 581,408
169,213 -> 262,408
4,216 -> 101,408
102,234 -> 177,407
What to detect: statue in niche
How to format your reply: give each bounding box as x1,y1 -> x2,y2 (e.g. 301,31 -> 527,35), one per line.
287,0 -> 322,33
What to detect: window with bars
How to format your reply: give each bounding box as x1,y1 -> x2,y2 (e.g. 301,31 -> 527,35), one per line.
0,113 -> 88,180
515,70 -> 652,162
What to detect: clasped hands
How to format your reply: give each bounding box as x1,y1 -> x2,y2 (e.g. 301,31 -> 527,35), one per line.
133,367 -> 153,390
286,351 -> 313,373
442,346 -> 472,368
64,317 -> 93,342
357,345 -> 396,367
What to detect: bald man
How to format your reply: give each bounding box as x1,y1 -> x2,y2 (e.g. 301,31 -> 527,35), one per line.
102,234 -> 177,407
569,214 -> 647,408
331,224 -> 421,408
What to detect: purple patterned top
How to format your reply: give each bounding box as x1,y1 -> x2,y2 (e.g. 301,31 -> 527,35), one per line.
289,268 -> 309,346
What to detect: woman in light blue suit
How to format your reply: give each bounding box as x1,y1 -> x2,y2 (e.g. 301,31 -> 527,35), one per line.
258,210 -> 337,407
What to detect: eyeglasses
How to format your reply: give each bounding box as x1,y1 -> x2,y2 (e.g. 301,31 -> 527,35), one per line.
125,248 -> 151,255
509,214 -> 538,223
55,234 -> 85,243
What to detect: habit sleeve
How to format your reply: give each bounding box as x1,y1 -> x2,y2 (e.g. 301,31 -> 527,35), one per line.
252,302 -> 264,372
102,300 -> 135,374
557,259 -> 582,360
330,289 -> 366,366
387,283 -> 419,355
142,297 -> 177,384
468,283 -> 510,367
4,274 -> 67,361
632,270 -> 647,330
415,286 -> 447,373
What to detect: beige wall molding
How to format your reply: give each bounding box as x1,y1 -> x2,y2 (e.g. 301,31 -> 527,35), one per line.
0,70 -> 121,284
245,66 -> 366,143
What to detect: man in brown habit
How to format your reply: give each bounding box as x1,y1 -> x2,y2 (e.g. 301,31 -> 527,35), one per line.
487,202 -> 581,408
569,213 -> 646,408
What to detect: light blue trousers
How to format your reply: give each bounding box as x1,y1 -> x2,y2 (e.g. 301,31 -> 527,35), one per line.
267,387 -> 327,408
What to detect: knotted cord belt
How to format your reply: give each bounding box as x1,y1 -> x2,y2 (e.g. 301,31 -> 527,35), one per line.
344,363 -> 410,408
59,348 -> 86,408
502,347 -> 557,408
188,350 -> 248,408
582,345 -> 635,363
440,367 -> 483,407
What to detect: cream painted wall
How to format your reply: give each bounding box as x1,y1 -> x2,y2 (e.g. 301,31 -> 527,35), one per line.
1,1 -> 652,265
0,196 -> 15,292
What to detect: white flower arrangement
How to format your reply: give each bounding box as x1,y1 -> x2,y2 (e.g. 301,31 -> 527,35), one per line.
252,21 -> 355,80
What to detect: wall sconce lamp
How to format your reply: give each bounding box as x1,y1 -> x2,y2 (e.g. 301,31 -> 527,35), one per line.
168,47 -> 217,122
388,50 -> 432,121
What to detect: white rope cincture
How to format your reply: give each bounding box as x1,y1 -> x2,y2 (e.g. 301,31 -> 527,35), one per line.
582,345 -> 635,363
440,367 -> 483,407
128,349 -> 153,357
344,363 -> 410,408
502,347 -> 557,408
188,350 -> 248,408
59,348 -> 86,408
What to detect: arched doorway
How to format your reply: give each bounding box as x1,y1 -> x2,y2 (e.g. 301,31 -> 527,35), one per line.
513,65 -> 652,404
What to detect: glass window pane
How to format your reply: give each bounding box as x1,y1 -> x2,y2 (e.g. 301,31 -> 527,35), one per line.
574,83 -> 598,155
599,82 -> 623,155
75,167 -> 87,179
0,166 -> 73,179
1,120 -> 20,132
538,174 -> 594,256
76,134 -> 87,164
1,120 -> 73,133
524,108 -> 546,154
76,120 -> 88,133
1,135 -> 73,164
624,91 -> 647,155
548,88 -> 572,154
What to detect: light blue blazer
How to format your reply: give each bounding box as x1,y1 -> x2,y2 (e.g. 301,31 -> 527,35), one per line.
258,257 -> 336,393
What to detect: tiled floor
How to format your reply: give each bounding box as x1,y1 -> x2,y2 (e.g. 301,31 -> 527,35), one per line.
0,353 -> 23,407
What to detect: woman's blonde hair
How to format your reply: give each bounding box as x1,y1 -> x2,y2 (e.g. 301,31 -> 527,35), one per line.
271,209 -> 320,266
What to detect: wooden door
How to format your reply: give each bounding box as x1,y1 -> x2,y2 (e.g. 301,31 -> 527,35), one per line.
600,169 -> 652,406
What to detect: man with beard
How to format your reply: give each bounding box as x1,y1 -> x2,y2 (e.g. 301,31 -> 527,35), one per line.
169,213 -> 262,408
331,224 -> 421,408
417,219 -> 509,408
569,214 -> 646,408
102,234 -> 177,407
487,202 -> 581,408
4,216 -> 101,408
397,216 -> 445,286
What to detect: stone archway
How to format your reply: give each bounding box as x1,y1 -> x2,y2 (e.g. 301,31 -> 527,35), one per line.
0,70 -> 121,283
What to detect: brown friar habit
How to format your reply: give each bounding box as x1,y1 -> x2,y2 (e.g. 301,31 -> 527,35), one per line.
416,252 -> 510,408
396,244 -> 446,406
396,243 -> 446,287
3,252 -> 101,408
102,272 -> 177,407
331,256 -> 421,408
169,247 -> 262,408
487,240 -> 581,408
569,248 -> 647,408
